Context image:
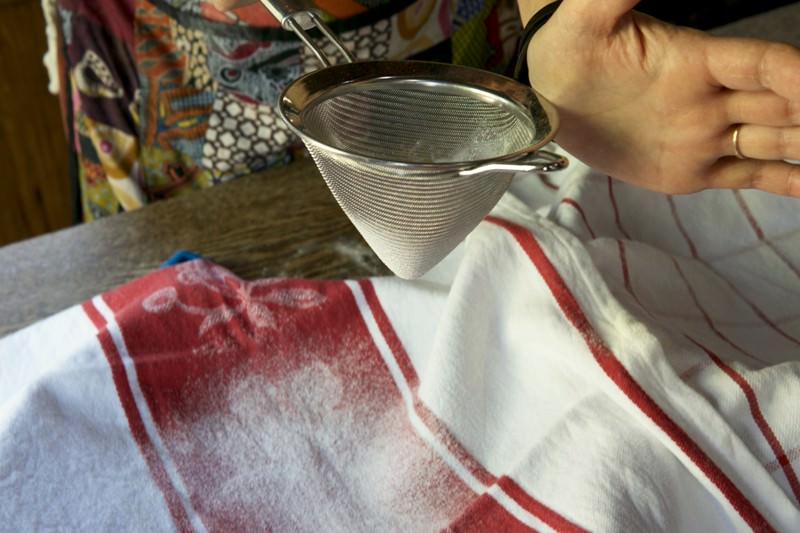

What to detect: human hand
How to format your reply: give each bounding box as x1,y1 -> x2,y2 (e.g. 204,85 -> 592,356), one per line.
520,0 -> 800,196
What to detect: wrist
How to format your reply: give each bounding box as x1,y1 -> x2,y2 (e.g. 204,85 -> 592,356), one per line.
518,0 -> 557,23
513,1 -> 562,84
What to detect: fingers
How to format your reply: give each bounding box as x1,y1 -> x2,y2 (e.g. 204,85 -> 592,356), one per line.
720,87 -> 800,163
705,36 -> 800,99
708,158 -> 800,197
724,91 -> 800,127
725,125 -> 800,161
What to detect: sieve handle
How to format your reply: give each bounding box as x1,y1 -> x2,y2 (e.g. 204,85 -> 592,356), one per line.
259,0 -> 354,66
458,150 -> 568,176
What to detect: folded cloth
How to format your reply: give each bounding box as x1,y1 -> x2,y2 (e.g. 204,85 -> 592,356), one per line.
161,250 -> 204,267
2,151 -> 799,532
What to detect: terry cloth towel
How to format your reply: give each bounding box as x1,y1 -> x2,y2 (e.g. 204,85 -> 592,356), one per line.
1,151 -> 799,532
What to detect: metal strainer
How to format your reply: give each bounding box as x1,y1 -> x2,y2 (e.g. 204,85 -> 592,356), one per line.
262,0 -> 568,279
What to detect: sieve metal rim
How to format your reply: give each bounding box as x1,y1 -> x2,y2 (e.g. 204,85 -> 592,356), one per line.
277,60 -> 560,171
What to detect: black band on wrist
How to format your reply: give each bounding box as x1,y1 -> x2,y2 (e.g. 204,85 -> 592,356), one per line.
513,1 -> 563,84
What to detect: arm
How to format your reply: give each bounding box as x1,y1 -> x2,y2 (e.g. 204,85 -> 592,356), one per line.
517,0 -> 800,196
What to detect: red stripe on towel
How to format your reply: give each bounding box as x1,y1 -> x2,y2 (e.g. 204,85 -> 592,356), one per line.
84,298 -> 194,533
485,216 -> 775,533
766,447 -> 800,474
498,476 -> 589,533
734,191 -> 800,280
607,177 -> 631,239
669,257 -> 765,365
669,196 -> 800,347
102,267 -> 478,529
560,198 -> 596,239
616,240 -> 646,310
82,300 -> 106,330
539,174 -> 560,191
448,493 -> 536,532
358,279 -> 497,487
414,397 -> 498,487
666,195 -> 699,258
358,279 -> 419,389
692,339 -> 800,505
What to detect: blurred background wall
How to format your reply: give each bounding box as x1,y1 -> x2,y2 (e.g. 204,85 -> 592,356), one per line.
1,0 -> 71,246
638,0 -> 799,28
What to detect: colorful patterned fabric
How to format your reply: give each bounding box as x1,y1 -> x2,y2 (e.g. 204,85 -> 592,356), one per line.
55,0 -> 521,220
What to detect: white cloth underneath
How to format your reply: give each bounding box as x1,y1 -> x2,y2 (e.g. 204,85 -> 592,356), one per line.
1,150 -> 799,532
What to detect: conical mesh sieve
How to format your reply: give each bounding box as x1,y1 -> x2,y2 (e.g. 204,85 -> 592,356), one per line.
261,0 -> 568,278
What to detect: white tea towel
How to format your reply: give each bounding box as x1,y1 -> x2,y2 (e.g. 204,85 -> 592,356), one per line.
1,152 -> 799,532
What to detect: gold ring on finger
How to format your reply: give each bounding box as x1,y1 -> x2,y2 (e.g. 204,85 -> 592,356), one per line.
732,125 -> 746,159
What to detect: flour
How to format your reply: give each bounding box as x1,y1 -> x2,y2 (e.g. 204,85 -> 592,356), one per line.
169,355 -> 470,532
331,239 -> 382,272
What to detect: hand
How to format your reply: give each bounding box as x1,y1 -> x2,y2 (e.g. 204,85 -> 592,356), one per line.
521,0 -> 800,196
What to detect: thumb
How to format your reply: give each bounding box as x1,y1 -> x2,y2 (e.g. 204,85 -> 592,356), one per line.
558,0 -> 641,33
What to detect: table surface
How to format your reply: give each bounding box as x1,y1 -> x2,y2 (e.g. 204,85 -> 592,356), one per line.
0,159 -> 389,337
2,3 -> 799,338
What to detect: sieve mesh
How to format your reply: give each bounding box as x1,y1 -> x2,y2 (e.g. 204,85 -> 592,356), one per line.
260,2 -> 562,279
278,62 -> 562,279
301,81 -> 536,164
304,139 -> 512,279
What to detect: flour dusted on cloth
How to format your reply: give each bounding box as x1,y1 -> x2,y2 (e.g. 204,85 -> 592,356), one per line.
1,149 -> 799,531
